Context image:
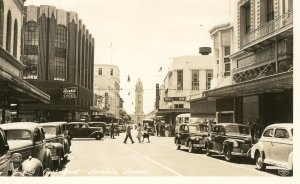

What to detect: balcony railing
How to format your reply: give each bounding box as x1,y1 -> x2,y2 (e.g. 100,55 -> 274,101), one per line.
242,10 -> 293,49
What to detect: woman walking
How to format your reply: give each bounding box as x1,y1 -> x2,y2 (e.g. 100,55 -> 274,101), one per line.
136,123 -> 143,143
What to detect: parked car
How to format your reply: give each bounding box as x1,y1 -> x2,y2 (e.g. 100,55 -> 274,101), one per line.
119,125 -> 127,133
49,122 -> 72,147
204,123 -> 252,162
174,123 -> 209,153
39,122 -> 70,170
87,122 -> 107,136
0,127 -> 14,176
0,123 -> 52,176
250,123 -> 293,172
67,122 -> 103,140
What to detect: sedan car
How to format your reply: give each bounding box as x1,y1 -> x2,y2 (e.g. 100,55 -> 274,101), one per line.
67,122 -> 103,140
0,127 -> 14,176
174,122 -> 209,153
39,122 -> 70,170
204,123 -> 252,162
0,123 -> 52,176
250,123 -> 293,172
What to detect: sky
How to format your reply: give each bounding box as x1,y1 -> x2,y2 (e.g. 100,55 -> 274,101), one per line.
25,0 -> 231,115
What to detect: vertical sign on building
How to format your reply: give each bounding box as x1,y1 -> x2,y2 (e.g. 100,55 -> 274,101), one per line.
104,92 -> 109,109
155,83 -> 159,110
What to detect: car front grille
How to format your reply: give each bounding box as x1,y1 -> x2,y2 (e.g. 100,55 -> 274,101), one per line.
50,149 -> 57,157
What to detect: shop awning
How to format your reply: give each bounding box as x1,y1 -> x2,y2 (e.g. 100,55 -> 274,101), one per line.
0,68 -> 50,104
204,71 -> 293,98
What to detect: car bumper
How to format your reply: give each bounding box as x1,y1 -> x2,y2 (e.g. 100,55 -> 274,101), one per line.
232,148 -> 251,157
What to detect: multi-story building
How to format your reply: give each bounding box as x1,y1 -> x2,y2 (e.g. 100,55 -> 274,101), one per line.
93,64 -> 121,121
0,0 -> 50,123
19,5 -> 95,122
157,51 -> 214,124
134,78 -> 144,124
203,0 -> 293,127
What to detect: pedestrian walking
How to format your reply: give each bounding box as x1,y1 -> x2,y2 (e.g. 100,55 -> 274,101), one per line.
142,125 -> 150,143
156,122 -> 160,136
110,122 -> 115,139
136,123 -> 143,143
124,124 -> 134,144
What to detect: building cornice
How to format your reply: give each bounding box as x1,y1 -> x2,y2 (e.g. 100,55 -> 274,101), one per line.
209,22 -> 233,36
0,47 -> 25,70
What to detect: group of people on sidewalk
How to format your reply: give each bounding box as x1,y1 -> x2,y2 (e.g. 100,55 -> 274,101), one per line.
123,123 -> 150,144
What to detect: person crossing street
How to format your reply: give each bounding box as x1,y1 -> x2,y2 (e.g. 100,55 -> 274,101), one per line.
123,123 -> 134,144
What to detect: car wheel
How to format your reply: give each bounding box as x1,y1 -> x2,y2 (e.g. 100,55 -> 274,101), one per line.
188,142 -> 194,153
255,152 -> 266,171
205,143 -> 211,156
176,140 -> 181,150
44,157 -> 53,172
95,134 -> 101,140
224,147 -> 233,162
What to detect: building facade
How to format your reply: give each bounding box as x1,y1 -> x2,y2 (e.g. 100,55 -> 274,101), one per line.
202,0 -> 293,127
19,5 -> 95,122
93,64 -> 121,121
0,0 -> 50,123
134,78 -> 144,124
157,53 -> 214,124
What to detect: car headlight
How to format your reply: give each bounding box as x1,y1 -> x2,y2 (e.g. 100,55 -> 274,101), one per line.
233,140 -> 238,148
11,153 -> 23,165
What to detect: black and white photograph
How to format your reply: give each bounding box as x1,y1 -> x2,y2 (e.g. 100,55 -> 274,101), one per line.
0,0 -> 297,183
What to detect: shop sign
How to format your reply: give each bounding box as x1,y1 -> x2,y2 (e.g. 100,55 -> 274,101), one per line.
62,87 -> 78,99
164,97 -> 186,102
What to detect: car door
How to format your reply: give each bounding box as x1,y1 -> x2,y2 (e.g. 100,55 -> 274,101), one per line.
269,128 -> 292,165
260,128 -> 274,160
32,128 -> 46,164
80,124 -> 92,137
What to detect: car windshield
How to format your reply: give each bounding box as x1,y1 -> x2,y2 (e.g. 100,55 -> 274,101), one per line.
5,130 -> 32,140
189,125 -> 200,133
225,125 -> 250,135
42,126 -> 57,135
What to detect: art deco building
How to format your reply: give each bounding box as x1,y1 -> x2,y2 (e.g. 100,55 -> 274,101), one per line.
19,5 -> 95,121
134,78 -> 144,124
0,0 -> 50,123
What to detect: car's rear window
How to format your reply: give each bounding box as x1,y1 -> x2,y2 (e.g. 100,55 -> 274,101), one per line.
189,125 -> 200,133
5,130 -> 32,140
225,125 -> 250,135
43,126 -> 57,135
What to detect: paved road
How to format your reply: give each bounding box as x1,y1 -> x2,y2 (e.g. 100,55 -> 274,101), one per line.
52,130 -> 284,176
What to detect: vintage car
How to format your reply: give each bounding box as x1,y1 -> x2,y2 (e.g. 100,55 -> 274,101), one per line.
0,123 -> 52,176
87,122 -> 107,136
250,123 -> 293,172
49,122 -> 72,147
39,122 -> 70,170
174,123 -> 209,153
67,122 -> 103,140
0,127 -> 14,176
204,123 -> 252,162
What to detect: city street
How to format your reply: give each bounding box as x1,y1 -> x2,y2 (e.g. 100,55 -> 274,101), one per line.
52,130 -> 282,177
